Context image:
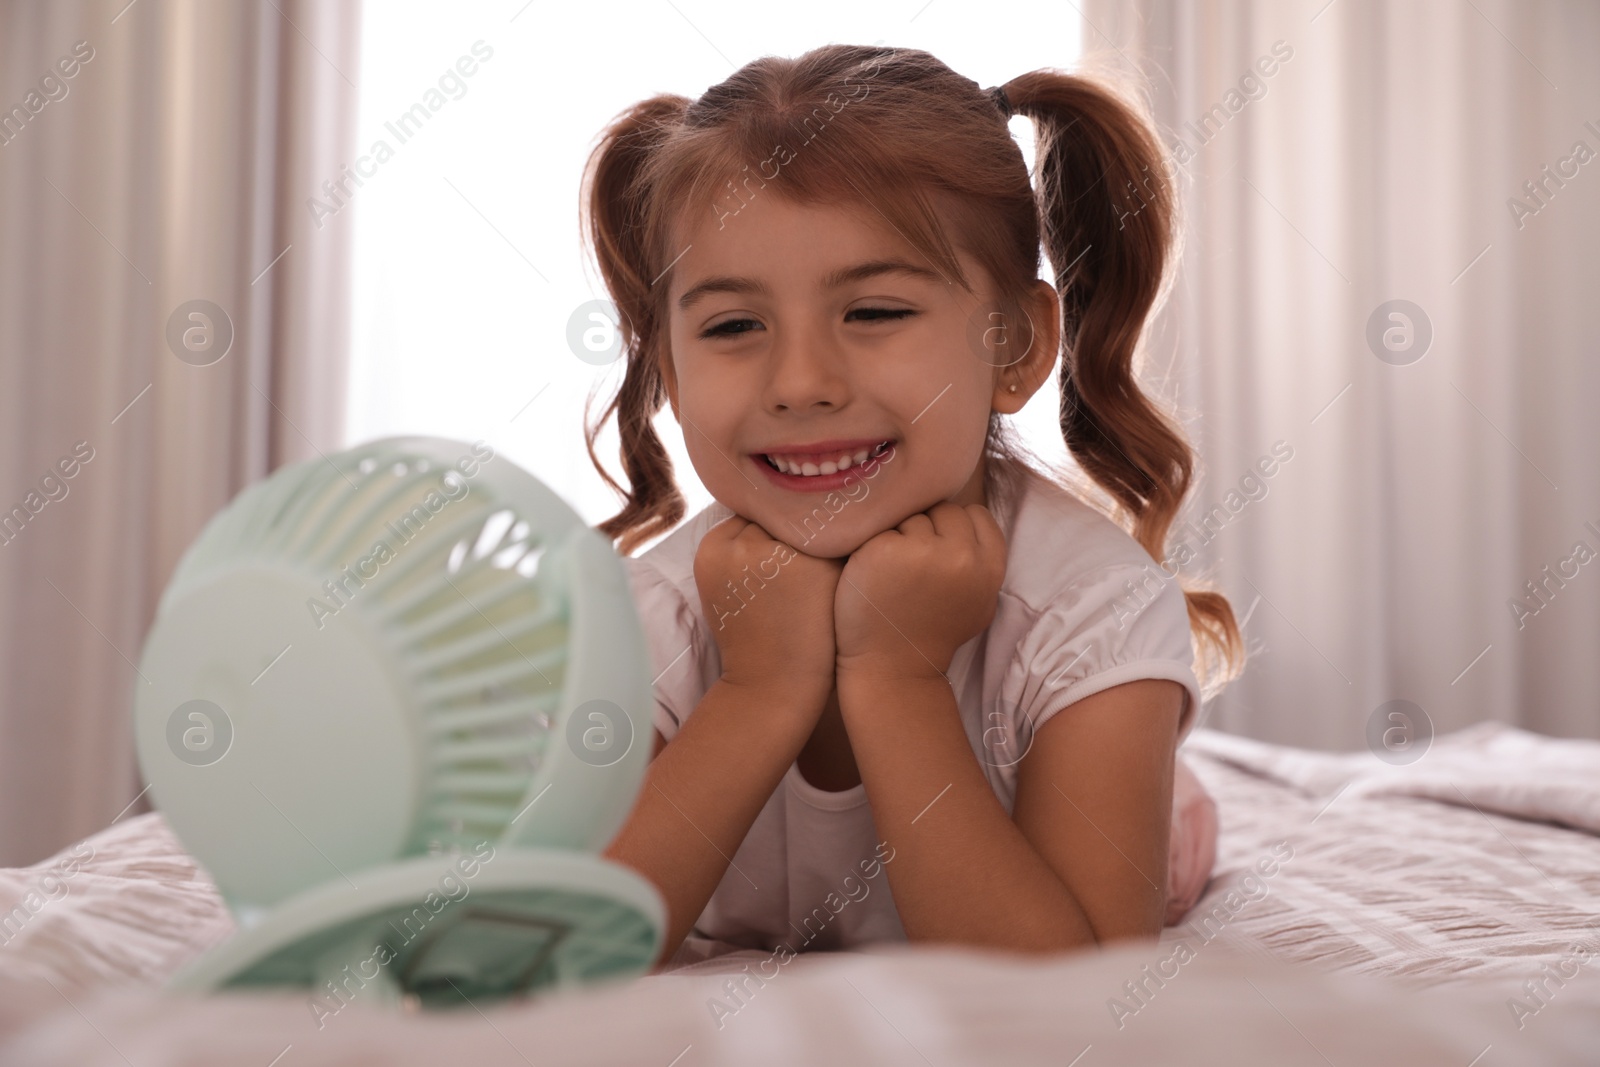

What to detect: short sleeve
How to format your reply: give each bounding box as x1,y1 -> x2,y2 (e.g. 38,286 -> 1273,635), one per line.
621,555 -> 704,743
1000,562 -> 1203,744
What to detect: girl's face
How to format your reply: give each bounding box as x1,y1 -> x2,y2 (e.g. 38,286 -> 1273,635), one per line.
662,193 -> 1047,559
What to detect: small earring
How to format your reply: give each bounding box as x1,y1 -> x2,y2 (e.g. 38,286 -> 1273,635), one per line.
1007,383 -> 1018,393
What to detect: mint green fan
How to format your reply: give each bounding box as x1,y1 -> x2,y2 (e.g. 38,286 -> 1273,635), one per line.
132,436 -> 663,1009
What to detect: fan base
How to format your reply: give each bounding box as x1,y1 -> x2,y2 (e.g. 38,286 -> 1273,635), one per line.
171,847 -> 664,1011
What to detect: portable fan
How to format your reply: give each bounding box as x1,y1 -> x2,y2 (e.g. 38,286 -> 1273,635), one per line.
132,436 -> 664,1008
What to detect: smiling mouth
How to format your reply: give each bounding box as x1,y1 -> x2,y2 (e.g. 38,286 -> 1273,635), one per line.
759,440 -> 894,478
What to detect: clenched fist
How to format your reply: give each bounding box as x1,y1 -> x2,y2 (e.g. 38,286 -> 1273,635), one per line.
693,515 -> 844,705
833,501 -> 1008,682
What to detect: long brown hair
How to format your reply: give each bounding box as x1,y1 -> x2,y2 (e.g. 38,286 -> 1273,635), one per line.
579,44 -> 1245,700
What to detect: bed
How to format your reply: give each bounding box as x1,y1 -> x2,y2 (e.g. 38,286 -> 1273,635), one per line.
3,721 -> 1598,1065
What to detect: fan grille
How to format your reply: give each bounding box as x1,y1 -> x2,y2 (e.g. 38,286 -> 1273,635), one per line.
171,441 -> 575,856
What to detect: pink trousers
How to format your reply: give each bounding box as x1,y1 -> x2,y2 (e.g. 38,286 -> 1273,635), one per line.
1164,754 -> 1218,926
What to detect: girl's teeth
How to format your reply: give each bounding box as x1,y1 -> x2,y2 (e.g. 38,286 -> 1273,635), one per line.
764,442 -> 891,477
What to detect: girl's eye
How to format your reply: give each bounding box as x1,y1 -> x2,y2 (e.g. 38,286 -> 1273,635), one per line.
700,317 -> 760,339
846,307 -> 917,324
698,307 -> 916,340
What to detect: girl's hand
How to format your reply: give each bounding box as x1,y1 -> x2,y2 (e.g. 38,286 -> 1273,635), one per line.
834,501 -> 1008,683
693,514 -> 844,705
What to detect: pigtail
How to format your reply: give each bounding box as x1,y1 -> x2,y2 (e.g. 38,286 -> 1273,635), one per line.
580,95 -> 692,557
1008,69 -> 1245,700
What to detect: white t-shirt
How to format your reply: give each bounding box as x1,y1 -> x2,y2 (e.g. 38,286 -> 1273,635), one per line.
621,457 -> 1203,955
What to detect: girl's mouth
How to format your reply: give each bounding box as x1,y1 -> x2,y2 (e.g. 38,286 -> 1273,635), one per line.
753,440 -> 895,491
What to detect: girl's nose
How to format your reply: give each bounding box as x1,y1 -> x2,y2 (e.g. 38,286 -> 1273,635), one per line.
764,321 -> 849,413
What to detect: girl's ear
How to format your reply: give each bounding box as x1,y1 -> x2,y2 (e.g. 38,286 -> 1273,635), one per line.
992,279 -> 1062,415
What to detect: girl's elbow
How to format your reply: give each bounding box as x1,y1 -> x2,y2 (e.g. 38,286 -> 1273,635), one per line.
1086,908 -> 1167,947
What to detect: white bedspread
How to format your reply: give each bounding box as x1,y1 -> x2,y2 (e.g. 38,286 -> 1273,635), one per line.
1187,719 -> 1600,834
1175,722 -> 1600,988
2,723 -> 1598,1065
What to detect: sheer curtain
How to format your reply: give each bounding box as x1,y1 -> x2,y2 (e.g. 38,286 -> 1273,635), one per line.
0,0 -> 362,864
1080,0 -> 1599,747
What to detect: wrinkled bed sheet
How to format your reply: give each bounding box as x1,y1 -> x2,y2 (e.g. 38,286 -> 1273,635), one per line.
1175,721 -> 1600,988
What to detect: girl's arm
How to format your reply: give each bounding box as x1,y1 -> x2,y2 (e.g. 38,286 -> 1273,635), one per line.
837,670 -> 1182,951
833,501 -> 1181,951
602,677 -> 828,969
604,513 -> 843,969
1009,678 -> 1183,941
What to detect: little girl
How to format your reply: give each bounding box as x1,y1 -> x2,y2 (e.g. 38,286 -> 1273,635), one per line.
580,44 -> 1244,969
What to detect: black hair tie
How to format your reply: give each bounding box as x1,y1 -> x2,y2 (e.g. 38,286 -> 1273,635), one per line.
986,84 -> 1012,118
